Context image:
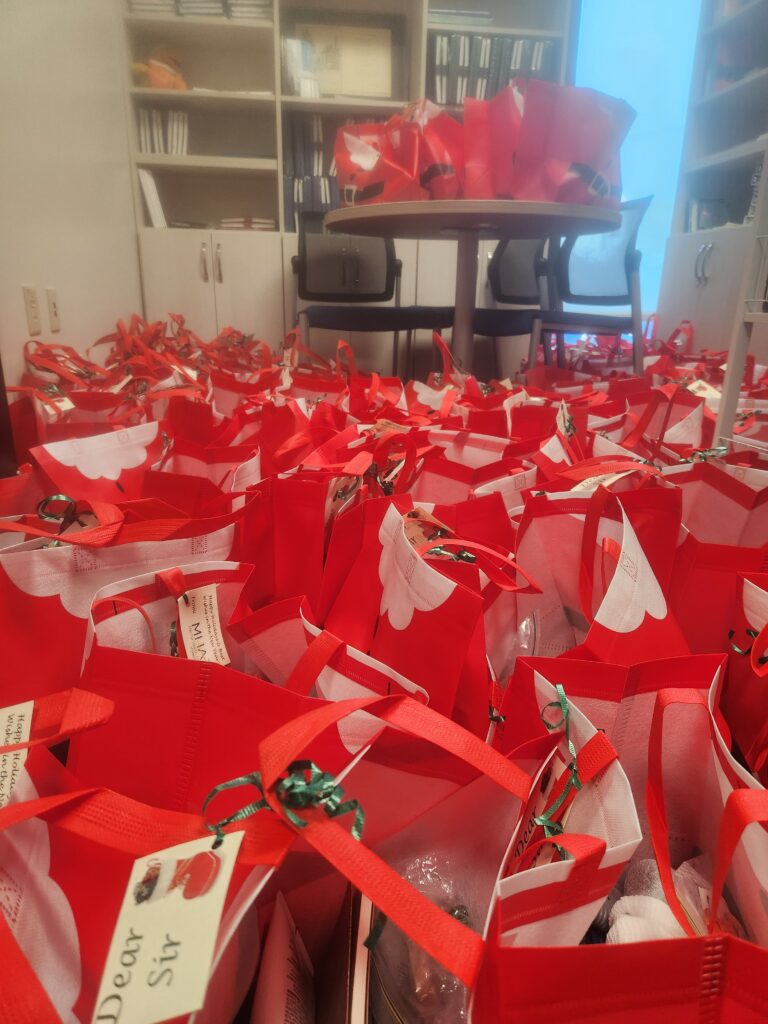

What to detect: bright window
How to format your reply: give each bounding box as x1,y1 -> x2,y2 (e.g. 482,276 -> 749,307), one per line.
575,1 -> 700,312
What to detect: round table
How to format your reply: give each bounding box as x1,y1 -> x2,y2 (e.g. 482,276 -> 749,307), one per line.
325,199 -> 621,372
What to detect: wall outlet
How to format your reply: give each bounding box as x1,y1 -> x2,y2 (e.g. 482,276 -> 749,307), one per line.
22,285 -> 42,336
45,287 -> 61,332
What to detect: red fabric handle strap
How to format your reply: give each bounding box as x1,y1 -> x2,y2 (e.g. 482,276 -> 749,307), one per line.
283,630 -> 345,696
0,500 -> 125,547
646,688 -> 748,937
0,688 -> 113,755
247,695 -> 534,986
417,539 -> 541,595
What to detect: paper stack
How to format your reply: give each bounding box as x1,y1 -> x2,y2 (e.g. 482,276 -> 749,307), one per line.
227,0 -> 272,20
218,216 -> 277,230
138,109 -> 188,155
177,0 -> 226,15
128,0 -> 177,12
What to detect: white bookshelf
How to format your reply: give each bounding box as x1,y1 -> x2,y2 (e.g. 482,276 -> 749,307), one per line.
657,0 -> 768,438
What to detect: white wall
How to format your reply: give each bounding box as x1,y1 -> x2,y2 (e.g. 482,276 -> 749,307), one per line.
0,0 -> 141,385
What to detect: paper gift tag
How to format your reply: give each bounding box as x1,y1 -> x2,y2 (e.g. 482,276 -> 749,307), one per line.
0,700 -> 33,808
177,585 -> 231,666
92,832 -> 244,1024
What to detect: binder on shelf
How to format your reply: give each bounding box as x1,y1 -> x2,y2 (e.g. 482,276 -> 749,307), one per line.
458,33 -> 471,102
447,33 -> 461,105
138,108 -> 151,154
435,34 -> 449,105
151,109 -> 165,154
137,169 -> 167,229
468,35 -> 484,101
530,39 -> 556,81
478,35 -> 491,98
487,35 -> 503,98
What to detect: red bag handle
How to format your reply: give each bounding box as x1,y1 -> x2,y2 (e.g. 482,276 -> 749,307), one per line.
0,688 -> 113,755
0,499 -> 125,547
557,458 -> 660,484
646,688 -> 749,937
283,630 -> 345,696
91,595 -> 159,654
336,339 -> 359,381
417,538 -> 541,595
712,788 -> 768,932
245,695 -> 534,987
432,330 -> 461,381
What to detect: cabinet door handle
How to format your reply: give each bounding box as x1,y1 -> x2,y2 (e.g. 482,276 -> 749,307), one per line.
200,241 -> 209,283
700,242 -> 714,285
694,243 -> 707,284
215,243 -> 223,284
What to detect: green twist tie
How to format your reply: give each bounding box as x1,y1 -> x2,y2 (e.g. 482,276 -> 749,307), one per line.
533,684 -> 582,841
682,446 -> 728,464
202,760 -> 364,850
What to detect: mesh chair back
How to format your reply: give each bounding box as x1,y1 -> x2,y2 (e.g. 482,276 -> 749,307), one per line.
488,237 -> 546,305
556,196 -> 652,306
297,211 -> 396,303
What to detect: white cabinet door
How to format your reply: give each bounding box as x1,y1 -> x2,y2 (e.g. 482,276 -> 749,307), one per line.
211,230 -> 286,349
695,228 -> 752,349
656,228 -> 751,350
139,228 -> 217,339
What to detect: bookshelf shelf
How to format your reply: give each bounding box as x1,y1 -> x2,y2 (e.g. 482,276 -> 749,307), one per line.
744,310 -> 768,324
426,23 -> 563,39
125,13 -> 274,36
687,136 -> 768,174
280,94 -> 405,114
124,0 -> 579,234
136,154 -> 278,175
131,87 -> 276,109
704,0 -> 768,39
695,65 -> 768,110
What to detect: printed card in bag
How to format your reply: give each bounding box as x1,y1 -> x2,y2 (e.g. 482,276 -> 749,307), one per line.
92,832 -> 244,1024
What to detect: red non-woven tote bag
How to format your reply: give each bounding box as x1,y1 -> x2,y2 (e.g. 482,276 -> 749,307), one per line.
661,460 -> 768,547
510,78 -> 635,207
29,420 -> 169,503
492,675 -> 641,950
513,487 -> 688,665
0,744 -> 286,1024
0,519 -> 239,701
722,572 -> 768,779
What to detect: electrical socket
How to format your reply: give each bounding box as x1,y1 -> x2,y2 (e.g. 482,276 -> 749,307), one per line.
22,285 -> 42,336
46,287 -> 61,332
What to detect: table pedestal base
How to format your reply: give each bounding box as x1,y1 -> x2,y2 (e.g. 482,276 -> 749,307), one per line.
452,229 -> 480,372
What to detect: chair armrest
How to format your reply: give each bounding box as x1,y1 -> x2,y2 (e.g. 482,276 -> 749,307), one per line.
626,249 -> 642,273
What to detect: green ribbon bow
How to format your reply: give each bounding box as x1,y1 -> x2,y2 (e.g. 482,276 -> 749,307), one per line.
729,628 -> 768,666
533,684 -> 582,841
203,760 -> 365,849
682,446 -> 728,464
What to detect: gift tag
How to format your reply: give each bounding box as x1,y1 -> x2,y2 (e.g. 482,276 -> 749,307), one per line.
556,400 -> 573,437
177,585 -> 231,666
92,832 -> 244,1024
0,700 -> 33,808
403,507 -> 452,548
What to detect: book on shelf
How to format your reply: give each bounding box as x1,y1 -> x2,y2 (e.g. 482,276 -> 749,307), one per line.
427,31 -> 558,104
138,168 -> 167,228
744,158 -> 764,224
138,108 -> 188,155
218,216 -> 277,230
128,0 -> 272,17
428,9 -> 493,26
292,22 -> 394,100
283,37 -> 320,98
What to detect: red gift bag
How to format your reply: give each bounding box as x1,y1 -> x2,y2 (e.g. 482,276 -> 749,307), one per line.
509,79 -> 635,207
334,119 -> 425,206
463,97 -> 495,199
403,99 -> 465,200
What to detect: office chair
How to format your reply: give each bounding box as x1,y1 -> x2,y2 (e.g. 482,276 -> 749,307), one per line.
292,212 -> 453,378
471,237 -> 551,377
528,196 -> 653,377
